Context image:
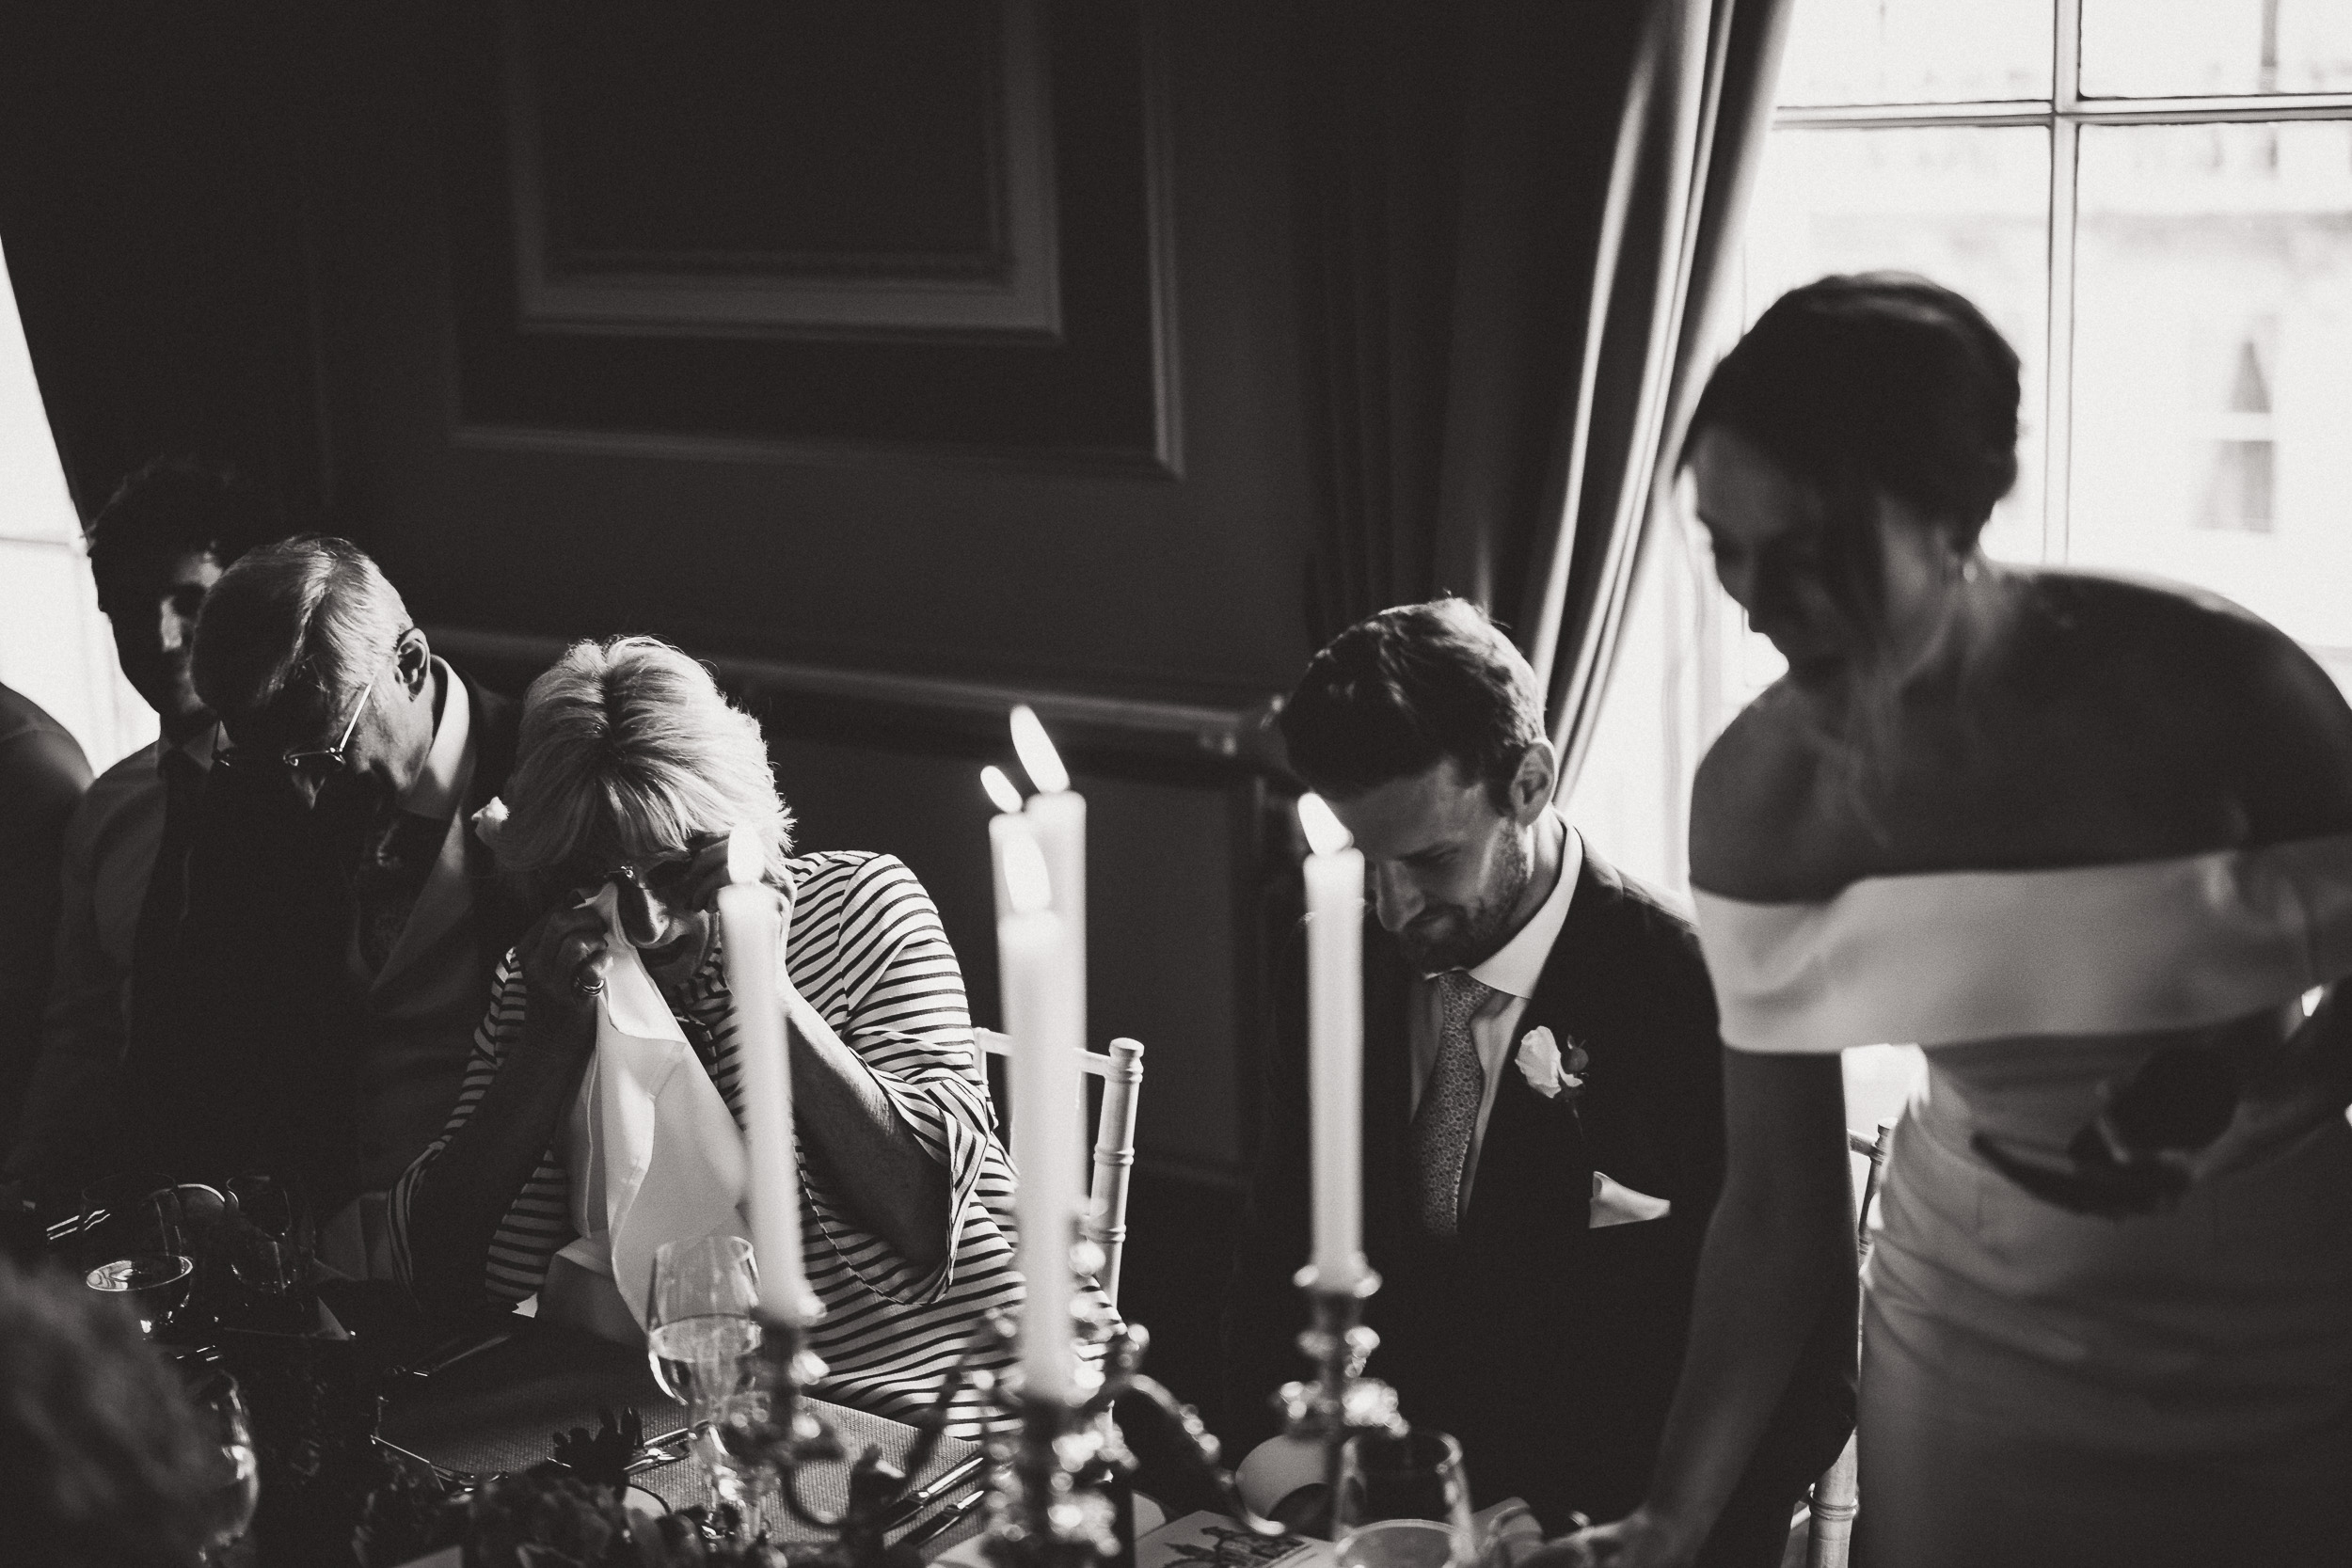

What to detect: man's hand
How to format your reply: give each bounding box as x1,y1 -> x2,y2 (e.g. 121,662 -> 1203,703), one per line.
516,900 -> 613,1053
1521,1508 -> 1694,1568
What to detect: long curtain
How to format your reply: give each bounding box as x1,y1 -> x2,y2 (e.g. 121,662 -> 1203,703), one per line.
1525,0 -> 1794,790
1292,0 -> 1791,796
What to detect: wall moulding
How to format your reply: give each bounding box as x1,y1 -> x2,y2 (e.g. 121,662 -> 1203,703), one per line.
500,0 -> 1063,342
444,0 -> 1178,472
425,625 -> 1289,784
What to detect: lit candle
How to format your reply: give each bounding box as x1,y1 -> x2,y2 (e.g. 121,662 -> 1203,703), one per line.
1010,705 -> 1085,1049
1298,794 -> 1366,1291
993,814 -> 1083,1402
718,824 -> 814,1322
980,765 -> 1025,922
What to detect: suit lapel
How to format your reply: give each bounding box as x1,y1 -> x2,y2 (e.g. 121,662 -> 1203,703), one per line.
1459,852 -> 1623,1241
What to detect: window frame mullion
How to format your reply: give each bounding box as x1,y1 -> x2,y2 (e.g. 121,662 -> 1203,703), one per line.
2045,0 -> 2083,564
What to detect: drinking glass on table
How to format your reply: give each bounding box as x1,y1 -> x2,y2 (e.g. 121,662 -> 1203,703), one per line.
1333,1429 -> 1477,1568
188,1367 -> 261,1562
77,1173 -> 197,1338
646,1236 -> 768,1506
225,1170 -> 315,1330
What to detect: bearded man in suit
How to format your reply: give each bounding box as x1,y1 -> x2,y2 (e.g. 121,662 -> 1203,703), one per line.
150,536 -> 529,1277
1224,599 -> 1851,1565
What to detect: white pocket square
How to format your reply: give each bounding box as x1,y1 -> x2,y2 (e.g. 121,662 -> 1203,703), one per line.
1590,1171 -> 1673,1228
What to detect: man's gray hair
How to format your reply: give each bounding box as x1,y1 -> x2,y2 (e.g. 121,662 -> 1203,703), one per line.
500,635 -> 795,890
192,535 -> 410,719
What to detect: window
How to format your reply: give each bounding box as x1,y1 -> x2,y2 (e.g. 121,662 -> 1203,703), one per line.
0,239 -> 153,771
1569,0 -> 2352,904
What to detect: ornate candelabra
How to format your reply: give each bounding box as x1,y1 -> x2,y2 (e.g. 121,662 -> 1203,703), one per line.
1274,1264 -> 1405,1535
722,1306 -> 971,1568
721,1251 -> 1405,1566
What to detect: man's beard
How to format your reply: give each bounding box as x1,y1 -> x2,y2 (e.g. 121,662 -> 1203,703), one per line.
1396,827 -> 1532,974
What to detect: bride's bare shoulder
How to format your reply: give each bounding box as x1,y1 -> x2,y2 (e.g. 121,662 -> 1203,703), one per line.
1689,685 -> 1833,901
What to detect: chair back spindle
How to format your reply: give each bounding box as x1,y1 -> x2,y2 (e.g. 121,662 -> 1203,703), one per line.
973,1027 -> 1146,1309
1805,1121 -> 1896,1568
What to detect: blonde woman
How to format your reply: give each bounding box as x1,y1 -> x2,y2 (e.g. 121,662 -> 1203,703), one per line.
388,636 -> 1021,1433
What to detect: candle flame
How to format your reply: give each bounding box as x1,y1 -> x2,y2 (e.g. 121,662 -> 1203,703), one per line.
727,823 -> 764,886
979,764 -> 1025,815
1297,793 -> 1353,857
1009,705 -> 1070,794
1002,824 -> 1054,915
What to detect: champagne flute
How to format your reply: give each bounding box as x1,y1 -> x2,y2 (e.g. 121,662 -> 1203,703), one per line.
1332,1429 -> 1477,1568
188,1368 -> 261,1562
78,1173 -> 195,1338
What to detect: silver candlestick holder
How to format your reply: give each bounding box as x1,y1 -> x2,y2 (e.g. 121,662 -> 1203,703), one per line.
984,1242 -> 1288,1568
722,1306 -> 977,1568
1275,1263 -> 1405,1536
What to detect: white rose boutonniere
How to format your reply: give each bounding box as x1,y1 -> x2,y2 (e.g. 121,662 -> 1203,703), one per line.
1516,1026 -> 1590,1102
470,796 -> 510,860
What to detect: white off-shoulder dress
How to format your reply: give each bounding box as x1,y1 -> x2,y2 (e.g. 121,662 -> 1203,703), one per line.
1695,834 -> 2352,1566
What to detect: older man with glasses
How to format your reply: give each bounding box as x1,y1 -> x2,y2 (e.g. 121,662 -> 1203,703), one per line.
148,535 -> 527,1277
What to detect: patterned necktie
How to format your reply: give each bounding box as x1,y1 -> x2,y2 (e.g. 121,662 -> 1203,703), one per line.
352,809 -> 446,974
1410,970 -> 1495,1239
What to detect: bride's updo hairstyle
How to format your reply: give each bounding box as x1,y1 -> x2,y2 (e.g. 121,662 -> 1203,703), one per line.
1683,273 -> 2021,635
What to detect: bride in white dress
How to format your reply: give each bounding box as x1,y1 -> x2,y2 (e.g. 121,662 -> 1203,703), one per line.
1548,274 -> 2352,1567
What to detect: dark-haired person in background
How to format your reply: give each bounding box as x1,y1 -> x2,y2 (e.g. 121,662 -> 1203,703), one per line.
1223,600 -> 1851,1563
1549,274 -> 2352,1568
160,536 -> 527,1277
8,461 -> 272,1189
0,681 -> 89,1166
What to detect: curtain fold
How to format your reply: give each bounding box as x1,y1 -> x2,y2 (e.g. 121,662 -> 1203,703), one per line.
1526,0 -> 1794,791
1292,0 -> 1790,793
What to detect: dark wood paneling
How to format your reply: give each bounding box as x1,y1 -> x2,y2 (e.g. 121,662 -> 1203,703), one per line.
448,0 -> 1169,464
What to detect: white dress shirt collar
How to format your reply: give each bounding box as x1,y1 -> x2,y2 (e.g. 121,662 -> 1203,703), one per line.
396,657 -> 469,821
1467,814 -> 1582,1001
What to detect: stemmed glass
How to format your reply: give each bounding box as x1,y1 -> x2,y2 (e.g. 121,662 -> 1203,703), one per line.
1332,1429 -> 1478,1568
225,1170 -> 315,1332
645,1235 -> 767,1509
189,1368 -> 261,1562
77,1172 -> 196,1338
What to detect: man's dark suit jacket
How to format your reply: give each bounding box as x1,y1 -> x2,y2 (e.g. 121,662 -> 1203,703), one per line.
131,667 -> 528,1214
1224,843 -> 1852,1555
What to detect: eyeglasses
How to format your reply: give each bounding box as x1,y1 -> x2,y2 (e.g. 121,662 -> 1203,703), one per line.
215,658 -> 393,781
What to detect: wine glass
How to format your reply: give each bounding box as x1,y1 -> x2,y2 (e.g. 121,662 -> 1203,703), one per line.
77,1173 -> 195,1338
645,1236 -> 766,1505
1332,1429 -> 1477,1568
225,1170 -> 315,1330
187,1368 -> 261,1563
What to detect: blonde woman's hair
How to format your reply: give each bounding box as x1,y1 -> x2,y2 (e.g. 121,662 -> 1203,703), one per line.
500,636 -> 794,893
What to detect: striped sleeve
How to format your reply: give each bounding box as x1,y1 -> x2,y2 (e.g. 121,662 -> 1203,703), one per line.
385,952 -> 575,1305
787,853 -> 998,1307
737,852 -> 1025,1434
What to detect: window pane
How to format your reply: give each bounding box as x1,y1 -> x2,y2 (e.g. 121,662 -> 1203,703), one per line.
2069,122 -> 2352,696
2081,0 -> 2352,98
1780,0 -> 2053,106
1738,125 -> 2052,561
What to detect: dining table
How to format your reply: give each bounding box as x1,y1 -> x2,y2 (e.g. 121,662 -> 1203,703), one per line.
371,1308 -> 992,1555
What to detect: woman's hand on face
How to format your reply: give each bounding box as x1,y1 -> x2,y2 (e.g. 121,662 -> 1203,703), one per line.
517,901 -> 613,1052
1520,1510 -> 1693,1568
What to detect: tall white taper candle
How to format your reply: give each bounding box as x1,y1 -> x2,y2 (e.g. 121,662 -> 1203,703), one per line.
1010,705 -> 1086,1052
1298,794 -> 1367,1290
993,816 -> 1083,1401
718,824 -> 814,1321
